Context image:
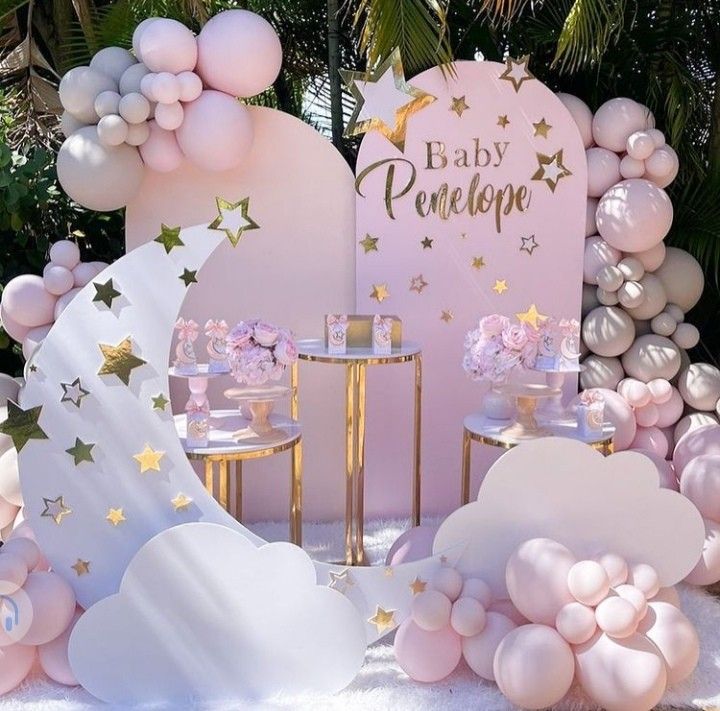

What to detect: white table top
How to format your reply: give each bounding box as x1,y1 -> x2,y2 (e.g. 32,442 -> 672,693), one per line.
168,364 -> 228,380
174,409 -> 300,457
296,339 -> 421,363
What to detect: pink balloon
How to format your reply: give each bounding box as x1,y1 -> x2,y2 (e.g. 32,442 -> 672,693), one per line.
488,598 -> 528,626
634,242 -> 666,272
0,552 -> 27,595
0,304 -> 30,343
635,402 -> 660,428
38,607 -> 82,685
583,236 -> 621,284
177,71 -> 203,102
71,262 -> 97,288
592,98 -> 652,152
615,584 -> 648,619
385,525 -> 437,566
586,147 -> 621,198
619,154 -> 645,179
139,120 -> 184,173
154,101 -> 184,131
42,264 -> 74,296
19,571 -> 76,645
22,324 -> 52,360
48,240 -> 80,270
631,449 -> 677,490
1,275 -> 57,328
411,589 -> 451,632
450,597 -> 486,637
628,563 -> 660,598
0,644 -> 35,694
461,577 -> 493,607
138,18 -> 197,74
556,93 -> 593,148
595,596 -> 638,638
2,537 -> 41,571
647,377 -> 672,404
645,145 -> 679,189
196,10 -> 282,98
494,625 -> 575,710
629,426 -> 668,459
656,386 -> 684,428
555,601 -> 597,644
175,90 -> 254,172
394,619 -> 461,682
585,198 -> 598,236
54,287 -> 81,321
684,518 -> 720,585
618,378 -> 651,407
679,454 -> 720,521
626,131 -> 655,160
461,611 -> 516,680
571,388 -> 636,451
597,552 -> 628,586
567,560 -> 610,606
151,72 -> 180,104
674,423 -> 720,475
430,567 -> 463,601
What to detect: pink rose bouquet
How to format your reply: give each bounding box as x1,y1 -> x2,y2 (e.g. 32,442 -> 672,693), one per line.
227,319 -> 298,386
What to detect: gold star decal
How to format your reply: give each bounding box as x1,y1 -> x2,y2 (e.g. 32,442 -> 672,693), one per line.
28,364 -> 37,373
493,279 -> 509,294
368,606 -> 396,633
520,235 -> 539,255
98,337 -> 146,385
440,310 -> 454,323
409,577 -> 427,595
106,508 -> 126,526
370,283 -> 389,303
179,268 -> 198,287
421,237 -> 433,250
497,114 -> 510,128
384,567 -> 394,577
171,493 -> 193,511
152,393 -> 170,411
409,274 -> 428,294
92,279 -> 121,308
532,150 -> 572,193
533,118 -> 552,138
60,378 -> 89,408
516,303 -> 548,329
154,224 -> 184,253
208,197 -> 260,248
472,256 -> 486,269
359,234 -> 379,254
66,437 -> 95,466
71,559 -> 90,576
0,401 -> 47,452
499,55 -> 535,92
328,570 -> 355,594
41,496 -> 72,525
450,96 -> 469,117
133,444 -> 164,473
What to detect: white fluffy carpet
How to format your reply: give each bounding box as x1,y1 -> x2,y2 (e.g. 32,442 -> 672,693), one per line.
2,517 -> 719,710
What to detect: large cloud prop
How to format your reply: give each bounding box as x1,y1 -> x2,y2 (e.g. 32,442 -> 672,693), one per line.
68,523 -> 366,703
434,438 -> 704,600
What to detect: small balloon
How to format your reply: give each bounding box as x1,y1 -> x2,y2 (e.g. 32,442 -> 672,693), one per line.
411,589 -> 452,632
177,71 -> 203,102
461,611 -> 516,680
596,552 -> 628,587
385,525 -> 437,566
394,619 -> 462,683
119,62 -> 150,95
93,90 -> 121,118
567,560 -> 610,606
595,596 -> 638,638
42,264 -> 74,296
138,120 -> 184,173
118,92 -> 150,124
450,597 -> 486,637
626,131 -> 655,160
96,114 -> 128,146
1,274 -> 56,328
152,72 -> 181,104
430,567 -> 463,602
125,121 -> 150,147
154,101 -> 184,131
556,601 -> 597,644
460,578 -> 493,607
592,97 -> 652,152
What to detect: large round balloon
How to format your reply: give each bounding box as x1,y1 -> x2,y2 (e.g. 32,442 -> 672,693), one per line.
138,18 -> 197,74
677,363 -> 720,411
674,423 -> 720,474
680,454 -> 720,521
586,148 -> 621,198
675,413 -> 719,448
583,236 -> 621,284
684,518 -> 720,585
393,619 -> 461,682
653,247 -> 704,313
582,306 -> 635,357
556,93 -> 593,148
461,611 -> 516,680
621,334 -> 681,382
592,98 -> 652,152
138,120 -> 184,173
59,66 -> 117,124
579,355 -> 624,390
1,274 -> 56,328
624,273 -> 667,321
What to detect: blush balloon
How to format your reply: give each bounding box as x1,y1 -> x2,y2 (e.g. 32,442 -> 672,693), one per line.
71,262 -> 98,288
622,334 -> 682,383
635,403 -> 659,428
674,423 -> 720,474
678,363 -> 720,411
582,306 -> 635,357
132,17 -> 160,59
615,584 -> 648,619
385,525 -> 437,566
2,537 -> 41,571
634,242 -> 666,272
38,607 -> 82,686
152,72 -> 181,104
54,287 -> 81,321
585,198 -> 598,236
0,552 -> 27,595
618,378 -> 652,407
0,307 -> 29,345
461,577 -> 493,607
118,92 -> 150,124
656,386 -> 684,428
1,274 -> 56,327
631,449 -> 677,490
93,90 -> 121,118
627,563 -> 660,599
487,598 -> 529,626
138,19 -> 197,74
680,454 -> 720,521
592,98 -> 651,152
626,131 -> 655,160
125,121 -> 150,147
42,265 -> 74,296
394,619 -> 461,683
139,120 -> 184,173
461,611 -> 516,680
672,322 -> 700,350
645,145 -> 679,188
583,236 -> 621,284
430,567 -> 464,602
619,155 -> 645,179
19,572 -> 76,646
596,552 -> 628,586
625,273 -> 667,321
567,560 -> 610,606
555,601 -> 597,644
685,518 -> 720,585
450,597 -> 486,637
579,355 -> 625,390
629,426 -> 668,459
177,71 -> 203,102
675,413 -> 719,449
22,324 -> 52,360
411,589 -> 452,632
654,247 -> 704,313
154,101 -> 184,131
0,644 -> 36,694
587,147 -> 621,198
595,596 -> 639,638
556,93 -> 594,148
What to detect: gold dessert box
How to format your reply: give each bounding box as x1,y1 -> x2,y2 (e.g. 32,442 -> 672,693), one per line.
324,315 -> 402,349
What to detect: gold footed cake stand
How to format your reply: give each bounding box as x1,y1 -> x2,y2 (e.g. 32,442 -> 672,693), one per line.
496,383 -> 561,439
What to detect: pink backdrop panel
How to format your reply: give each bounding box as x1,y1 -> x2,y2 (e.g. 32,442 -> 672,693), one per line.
125,106 -> 356,522
355,60 -> 588,517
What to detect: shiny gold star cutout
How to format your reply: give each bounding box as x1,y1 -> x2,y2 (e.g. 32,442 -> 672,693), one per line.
493,279 -> 509,294
497,114 -> 510,128
450,96 -> 469,117
409,274 -> 428,294
98,337 -> 146,385
532,150 -> 572,193
60,378 -> 89,408
328,570 -> 355,594
106,508 -> 126,526
133,444 -> 164,473
92,279 -> 121,308
440,310 -> 454,323
171,493 -> 193,511
359,234 -> 379,254
368,606 -> 396,633
384,567 -> 394,577
152,393 -> 170,411
179,268 -> 198,287
71,559 -> 90,576
472,256 -> 486,269
533,118 -> 552,138
409,577 -> 427,595
208,197 -> 260,248
520,235 -> 539,255
154,224 -> 184,253
0,401 -> 47,452
516,303 -> 548,329
370,283 -> 389,303
499,55 -> 535,92
421,237 -> 433,250
66,437 -> 95,466
41,496 -> 72,525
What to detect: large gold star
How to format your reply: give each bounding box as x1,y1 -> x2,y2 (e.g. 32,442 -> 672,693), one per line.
532,150 -> 572,193
370,283 -> 389,303
106,508 -> 126,526
440,309 -> 454,323
499,55 -> 535,92
98,337 -> 146,385
409,576 -> 427,595
533,118 -> 552,138
516,304 -> 548,329
359,234 -> 379,254
328,569 -> 355,594
368,606 -> 396,633
208,197 -> 260,248
66,437 -> 95,465
340,48 -> 436,151
472,256 -> 486,270
450,96 -> 469,117
0,401 -> 47,452
171,493 -> 193,511
92,279 -> 122,309
60,378 -> 89,408
152,393 -> 170,411
41,495 -> 72,525
71,559 -> 90,576
154,224 -> 184,253
493,279 -> 509,295
409,274 -> 428,294
133,444 -> 164,473
497,114 -> 510,128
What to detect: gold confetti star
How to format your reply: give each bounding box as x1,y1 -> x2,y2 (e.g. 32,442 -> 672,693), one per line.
340,47 -> 436,151
520,235 -> 539,255
532,150 -> 572,193
154,224 -> 184,253
179,268 -> 198,287
152,393 -> 170,411
497,114 -> 510,128
472,256 -> 486,269
41,496 -> 72,525
440,310 -> 454,323
92,279 -> 121,308
368,606 -> 397,633
133,444 -> 164,473
516,303 -> 548,329
171,493 -> 193,511
409,577 -> 427,595
328,570 -> 355,594
384,567 -> 395,578
409,274 -> 428,294
66,437 -> 95,466
493,279 -> 509,295
359,234 -> 379,254
106,508 -> 126,526
0,401 -> 47,452
370,283 -> 389,303
533,118 -> 552,138
421,237 -> 433,250
208,197 -> 260,248
499,55 -> 535,92
450,95 -> 469,117
60,378 -> 89,408
98,337 -> 146,386
71,559 -> 90,576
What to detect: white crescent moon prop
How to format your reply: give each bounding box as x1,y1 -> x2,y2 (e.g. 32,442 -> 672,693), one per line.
17,224 -> 446,644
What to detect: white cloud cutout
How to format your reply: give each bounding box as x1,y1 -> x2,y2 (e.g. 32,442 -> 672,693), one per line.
68,523 -> 367,704
434,438 -> 705,600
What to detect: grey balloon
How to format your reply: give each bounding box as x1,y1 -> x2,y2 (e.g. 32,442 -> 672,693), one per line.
654,247 -> 704,313
580,355 -> 625,390
582,306 -> 636,357
625,273 -> 667,321
621,334 -> 682,382
677,363 -> 720,411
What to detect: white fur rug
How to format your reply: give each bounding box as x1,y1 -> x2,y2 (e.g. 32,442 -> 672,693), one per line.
2,518 -> 719,710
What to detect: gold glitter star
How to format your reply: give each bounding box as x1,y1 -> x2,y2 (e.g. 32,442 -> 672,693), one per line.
92,279 -> 121,309
66,437 -> 95,466
60,378 -> 89,408
497,114 -> 510,128
384,567 -> 394,577
208,197 -> 260,248
41,495 -> 72,525
329,570 -> 355,594
533,118 -> 552,138
0,401 -> 47,452
516,304 -> 548,329
532,150 -> 572,193
472,256 -> 486,269
370,283 -> 389,303
409,274 -> 428,294
368,606 -> 396,633
154,224 -> 184,253
499,55 -> 535,92
98,337 -> 146,386
359,234 -> 379,254
133,444 -> 164,473
421,237 -> 433,250
450,95 -> 469,117
520,235 -> 539,255
106,508 -> 126,526
179,268 -> 198,287
340,48 -> 436,151
71,559 -> 90,576
493,279 -> 509,294
171,493 -> 193,511
440,310 -> 454,323
409,577 -> 427,595
152,393 -> 170,411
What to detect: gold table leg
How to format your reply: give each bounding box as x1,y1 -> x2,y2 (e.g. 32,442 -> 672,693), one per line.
345,362 -> 357,566
204,460 -> 214,497
291,439 -> 303,546
354,363 -> 367,565
290,361 -> 299,421
412,355 -> 422,527
462,429 -> 472,505
234,460 -> 243,521
219,459 -> 229,512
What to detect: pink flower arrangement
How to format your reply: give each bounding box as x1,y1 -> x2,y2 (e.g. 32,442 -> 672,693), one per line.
227,319 -> 298,386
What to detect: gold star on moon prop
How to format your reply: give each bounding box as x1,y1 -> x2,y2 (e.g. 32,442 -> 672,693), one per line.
66,438 -> 95,466
368,606 -> 396,634
179,268 -> 198,287
208,197 -> 260,248
384,567 -> 394,578
171,493 -> 193,511
152,394 -> 170,411
533,118 -> 552,138
421,237 -> 433,250
41,496 -> 72,525
340,47 -> 436,151
106,508 -> 126,526
516,304 -> 548,329
493,279 -> 509,295
497,114 -> 510,128
98,337 -> 146,386
520,235 -> 539,255
60,378 -> 89,408
532,150 -> 572,193
409,577 -> 427,595
92,279 -> 121,309
472,256 -> 486,270
450,96 -> 469,117
133,444 -> 164,473
440,310 -> 454,323
499,55 -> 535,92
409,275 -> 428,294
154,224 -> 184,253
359,234 -> 379,254
72,559 -> 90,576
370,283 -> 389,303
0,401 -> 47,452
328,570 -> 355,594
